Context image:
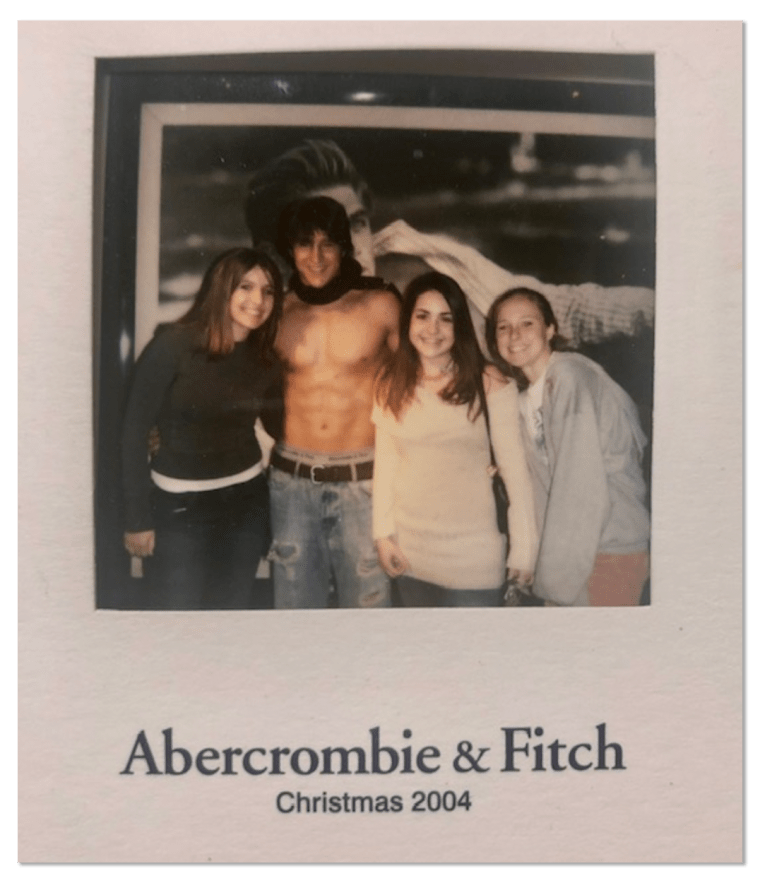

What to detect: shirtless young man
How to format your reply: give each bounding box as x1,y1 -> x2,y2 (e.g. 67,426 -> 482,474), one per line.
268,196 -> 400,608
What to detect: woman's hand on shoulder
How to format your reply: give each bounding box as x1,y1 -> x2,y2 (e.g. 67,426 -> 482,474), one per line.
375,536 -> 409,578
124,530 -> 155,558
483,364 -> 510,395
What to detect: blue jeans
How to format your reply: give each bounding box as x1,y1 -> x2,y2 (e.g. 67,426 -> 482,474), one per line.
268,467 -> 390,609
396,574 -> 503,607
145,474 -> 270,610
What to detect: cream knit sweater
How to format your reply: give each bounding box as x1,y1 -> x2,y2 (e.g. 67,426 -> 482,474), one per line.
372,381 -> 538,590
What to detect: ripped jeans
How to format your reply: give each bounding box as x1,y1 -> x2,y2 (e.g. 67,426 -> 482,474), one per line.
268,466 -> 390,609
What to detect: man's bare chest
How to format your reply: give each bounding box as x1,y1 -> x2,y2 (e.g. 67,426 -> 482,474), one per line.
277,305 -> 386,371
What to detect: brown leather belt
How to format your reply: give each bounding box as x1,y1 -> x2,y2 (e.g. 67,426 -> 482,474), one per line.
270,449 -> 374,483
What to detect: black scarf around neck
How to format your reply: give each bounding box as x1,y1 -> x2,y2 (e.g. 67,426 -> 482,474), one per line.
290,257 -> 369,305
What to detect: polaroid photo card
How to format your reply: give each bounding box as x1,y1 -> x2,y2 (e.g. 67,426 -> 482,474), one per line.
18,21 -> 743,863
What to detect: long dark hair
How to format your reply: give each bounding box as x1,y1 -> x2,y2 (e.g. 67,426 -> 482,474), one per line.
485,287 -> 569,389
376,271 -> 486,420
178,248 -> 284,359
275,195 -> 362,280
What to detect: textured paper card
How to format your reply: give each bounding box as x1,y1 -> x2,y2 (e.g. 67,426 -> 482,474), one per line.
18,21 -> 742,863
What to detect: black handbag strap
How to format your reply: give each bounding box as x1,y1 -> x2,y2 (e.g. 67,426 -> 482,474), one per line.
479,375 -> 497,470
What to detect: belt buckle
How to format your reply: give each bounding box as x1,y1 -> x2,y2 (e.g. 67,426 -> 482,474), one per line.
310,463 -> 327,484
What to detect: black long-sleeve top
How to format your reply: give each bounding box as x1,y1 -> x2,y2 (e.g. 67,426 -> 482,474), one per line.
121,324 -> 283,532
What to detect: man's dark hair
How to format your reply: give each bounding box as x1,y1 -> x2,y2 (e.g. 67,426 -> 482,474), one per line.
276,196 -> 355,267
245,139 -> 373,246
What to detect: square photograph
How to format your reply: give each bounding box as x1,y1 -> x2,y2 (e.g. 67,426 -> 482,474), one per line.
96,52 -> 656,613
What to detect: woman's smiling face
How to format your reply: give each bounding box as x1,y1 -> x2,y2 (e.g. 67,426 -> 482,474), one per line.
495,295 -> 555,383
408,290 -> 455,368
228,265 -> 276,341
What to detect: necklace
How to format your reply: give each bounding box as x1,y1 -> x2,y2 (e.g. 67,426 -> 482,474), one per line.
421,360 -> 454,382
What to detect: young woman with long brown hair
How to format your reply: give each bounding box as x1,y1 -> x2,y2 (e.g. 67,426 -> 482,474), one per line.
121,248 -> 284,609
372,272 -> 537,607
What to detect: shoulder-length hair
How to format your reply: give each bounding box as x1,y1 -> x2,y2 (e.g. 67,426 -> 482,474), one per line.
178,248 -> 284,359
376,271 -> 486,420
485,287 -> 570,389
275,195 -> 363,280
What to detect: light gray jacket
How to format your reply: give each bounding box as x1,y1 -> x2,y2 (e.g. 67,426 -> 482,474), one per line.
522,353 -> 650,606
